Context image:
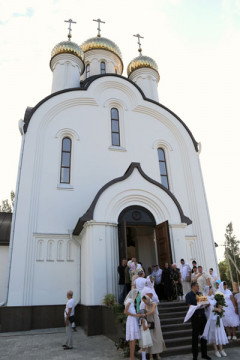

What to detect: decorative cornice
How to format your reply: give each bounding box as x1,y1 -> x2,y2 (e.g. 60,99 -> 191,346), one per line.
23,74 -> 198,152
73,162 -> 192,235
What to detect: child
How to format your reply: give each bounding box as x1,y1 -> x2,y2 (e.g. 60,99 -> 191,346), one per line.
139,315 -> 152,360
202,287 -> 228,357
124,289 -> 141,360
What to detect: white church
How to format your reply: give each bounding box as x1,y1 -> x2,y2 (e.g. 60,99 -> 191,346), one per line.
0,19 -> 218,333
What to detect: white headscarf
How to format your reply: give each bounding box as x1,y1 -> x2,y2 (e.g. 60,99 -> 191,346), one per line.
124,289 -> 139,306
141,276 -> 159,304
219,281 -> 232,296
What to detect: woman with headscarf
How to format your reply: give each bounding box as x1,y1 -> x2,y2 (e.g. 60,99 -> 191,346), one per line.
142,294 -> 166,360
208,268 -> 218,290
140,276 -> 159,308
162,262 -> 174,301
219,281 -> 239,340
124,289 -> 141,360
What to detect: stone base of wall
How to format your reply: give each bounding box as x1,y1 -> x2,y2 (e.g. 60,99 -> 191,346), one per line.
0,304 -> 124,340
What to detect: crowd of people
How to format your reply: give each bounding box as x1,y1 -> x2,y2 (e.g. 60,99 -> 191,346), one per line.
117,257 -> 222,304
119,258 -> 240,360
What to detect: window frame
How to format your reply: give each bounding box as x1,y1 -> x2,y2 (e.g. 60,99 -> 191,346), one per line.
86,64 -> 90,78
60,137 -> 72,184
100,61 -> 106,74
157,148 -> 170,190
111,108 -> 120,147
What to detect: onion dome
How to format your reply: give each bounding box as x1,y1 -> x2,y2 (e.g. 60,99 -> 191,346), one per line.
127,55 -> 159,77
81,36 -> 122,61
50,40 -> 84,62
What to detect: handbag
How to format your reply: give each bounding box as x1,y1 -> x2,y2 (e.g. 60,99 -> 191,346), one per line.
148,321 -> 155,329
69,315 -> 75,323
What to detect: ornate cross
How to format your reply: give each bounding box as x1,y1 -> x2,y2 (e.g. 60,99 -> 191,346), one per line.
64,19 -> 76,40
133,33 -> 144,55
93,18 -> 105,37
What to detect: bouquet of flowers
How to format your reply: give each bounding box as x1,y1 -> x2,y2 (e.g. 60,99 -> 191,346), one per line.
213,293 -> 227,326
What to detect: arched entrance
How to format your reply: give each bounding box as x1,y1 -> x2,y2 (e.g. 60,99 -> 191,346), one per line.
118,205 -> 172,270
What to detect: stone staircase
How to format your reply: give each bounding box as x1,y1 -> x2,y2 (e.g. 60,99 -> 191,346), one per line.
159,301 -> 240,357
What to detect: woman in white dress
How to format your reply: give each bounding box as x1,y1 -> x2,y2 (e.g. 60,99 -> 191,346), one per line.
124,289 -> 142,360
142,294 -> 166,360
208,268 -> 218,292
219,281 -> 239,340
202,287 -> 228,357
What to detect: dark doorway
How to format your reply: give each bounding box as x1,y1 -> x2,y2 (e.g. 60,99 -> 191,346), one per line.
118,206 -> 172,270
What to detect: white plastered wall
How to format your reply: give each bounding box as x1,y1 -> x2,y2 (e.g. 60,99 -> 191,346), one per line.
7,75 -> 217,306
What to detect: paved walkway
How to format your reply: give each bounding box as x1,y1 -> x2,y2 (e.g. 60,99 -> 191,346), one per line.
0,327 -> 239,359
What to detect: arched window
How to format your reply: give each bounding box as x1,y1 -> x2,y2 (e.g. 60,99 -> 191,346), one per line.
157,148 -> 169,189
101,61 -> 106,74
60,137 -> 72,184
86,64 -> 90,78
111,108 -> 120,146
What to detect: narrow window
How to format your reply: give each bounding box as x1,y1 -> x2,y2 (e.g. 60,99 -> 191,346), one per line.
86,64 -> 90,78
158,148 -> 169,189
60,137 -> 72,184
115,67 -> 118,74
111,108 -> 120,146
101,61 -> 106,74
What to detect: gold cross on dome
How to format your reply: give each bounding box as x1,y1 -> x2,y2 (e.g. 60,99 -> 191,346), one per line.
133,33 -> 144,55
93,18 -> 106,37
64,19 -> 77,40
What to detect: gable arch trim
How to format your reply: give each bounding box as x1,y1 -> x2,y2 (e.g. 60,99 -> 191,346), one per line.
23,74 -> 198,152
73,162 -> 192,235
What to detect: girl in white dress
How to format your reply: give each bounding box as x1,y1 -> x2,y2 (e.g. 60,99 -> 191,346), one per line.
219,281 -> 239,340
202,287 -> 228,357
124,289 -> 141,360
139,316 -> 152,360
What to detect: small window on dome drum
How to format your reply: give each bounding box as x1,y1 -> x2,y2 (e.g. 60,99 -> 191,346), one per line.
101,61 -> 106,74
115,67 -> 118,74
111,108 -> 120,146
157,148 -> 169,189
86,64 -> 90,78
60,137 -> 72,184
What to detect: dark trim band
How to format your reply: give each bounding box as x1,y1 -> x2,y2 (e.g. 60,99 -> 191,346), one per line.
73,162 -> 192,235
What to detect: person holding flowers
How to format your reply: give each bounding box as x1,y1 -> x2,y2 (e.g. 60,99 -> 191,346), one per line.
202,287 -> 228,357
219,281 -> 239,340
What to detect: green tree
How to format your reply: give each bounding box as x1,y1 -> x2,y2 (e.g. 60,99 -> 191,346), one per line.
0,191 -> 15,213
224,222 -> 240,285
218,260 -> 231,286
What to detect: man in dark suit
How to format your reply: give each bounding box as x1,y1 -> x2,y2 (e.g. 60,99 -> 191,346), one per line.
185,282 -> 211,360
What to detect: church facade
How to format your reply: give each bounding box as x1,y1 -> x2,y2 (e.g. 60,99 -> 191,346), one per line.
1,22 -> 218,331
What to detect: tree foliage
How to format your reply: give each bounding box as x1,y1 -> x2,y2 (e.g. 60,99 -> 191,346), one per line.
224,222 -> 240,284
0,191 -> 15,213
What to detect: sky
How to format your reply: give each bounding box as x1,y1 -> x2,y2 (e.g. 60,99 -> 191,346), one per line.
0,0 -> 240,262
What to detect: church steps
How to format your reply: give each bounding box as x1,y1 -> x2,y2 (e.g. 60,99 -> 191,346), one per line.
159,301 -> 240,357
162,328 -> 192,339
160,322 -> 192,332
159,310 -> 186,318
160,316 -> 185,325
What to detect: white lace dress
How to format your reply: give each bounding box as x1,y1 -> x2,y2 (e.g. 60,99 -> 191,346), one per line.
126,301 -> 141,341
202,296 -> 228,345
222,291 -> 239,327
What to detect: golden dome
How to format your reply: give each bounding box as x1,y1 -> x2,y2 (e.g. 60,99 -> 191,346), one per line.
51,41 -> 84,62
127,55 -> 159,77
81,36 -> 122,60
